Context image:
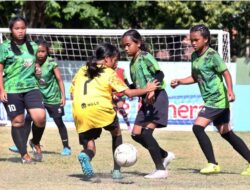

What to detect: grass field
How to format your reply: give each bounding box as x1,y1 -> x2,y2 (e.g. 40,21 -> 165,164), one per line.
0,126 -> 250,190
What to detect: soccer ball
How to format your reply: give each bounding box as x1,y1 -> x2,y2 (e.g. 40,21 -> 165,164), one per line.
114,143 -> 137,167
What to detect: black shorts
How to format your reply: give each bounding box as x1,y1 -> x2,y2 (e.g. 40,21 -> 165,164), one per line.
134,90 -> 169,128
3,89 -> 44,120
44,103 -> 64,118
79,116 -> 119,145
198,106 -> 230,126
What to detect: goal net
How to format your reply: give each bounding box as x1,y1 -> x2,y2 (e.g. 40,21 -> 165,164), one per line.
0,28 -> 230,82
0,28 -> 232,129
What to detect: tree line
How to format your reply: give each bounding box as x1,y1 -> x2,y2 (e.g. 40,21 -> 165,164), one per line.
0,0 -> 249,58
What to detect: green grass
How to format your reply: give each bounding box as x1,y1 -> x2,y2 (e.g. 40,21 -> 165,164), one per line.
0,127 -> 250,190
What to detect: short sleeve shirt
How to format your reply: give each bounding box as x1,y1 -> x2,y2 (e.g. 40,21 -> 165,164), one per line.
130,51 -> 166,89
191,48 -> 229,108
38,57 -> 61,104
71,65 -> 128,133
0,40 -> 38,93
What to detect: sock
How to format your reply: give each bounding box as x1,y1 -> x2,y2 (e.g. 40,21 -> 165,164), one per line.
83,149 -> 95,161
53,117 -> 70,148
11,126 -> 27,156
118,108 -> 130,127
31,123 -> 45,145
193,125 -> 217,164
23,113 -> 32,145
112,135 -> 123,170
221,131 -> 250,163
141,128 -> 165,170
131,131 -> 167,159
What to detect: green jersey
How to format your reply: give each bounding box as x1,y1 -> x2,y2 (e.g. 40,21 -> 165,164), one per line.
191,48 -> 229,108
38,57 -> 61,104
130,51 -> 166,89
0,40 -> 38,93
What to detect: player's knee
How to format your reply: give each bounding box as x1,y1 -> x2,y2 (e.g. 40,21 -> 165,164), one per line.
141,127 -> 154,138
221,130 -> 233,140
131,133 -> 143,143
12,121 -> 24,127
192,125 -> 205,136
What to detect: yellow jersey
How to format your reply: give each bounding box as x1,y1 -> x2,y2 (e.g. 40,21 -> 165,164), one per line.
71,65 -> 128,133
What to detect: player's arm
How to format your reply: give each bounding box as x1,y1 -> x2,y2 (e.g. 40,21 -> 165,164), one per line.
123,80 -> 160,98
171,76 -> 196,88
222,69 -> 235,102
54,67 -> 66,106
0,63 -> 7,102
110,71 -> 160,98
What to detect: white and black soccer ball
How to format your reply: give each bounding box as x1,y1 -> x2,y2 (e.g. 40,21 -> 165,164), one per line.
114,143 -> 137,167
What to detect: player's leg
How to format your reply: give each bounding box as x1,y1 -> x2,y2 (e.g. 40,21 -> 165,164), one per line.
117,100 -> 130,128
105,116 -> 123,179
53,117 -> 71,155
9,112 -> 32,153
194,107 -> 220,174
141,123 -> 168,179
215,109 -> 250,175
3,93 -> 32,163
46,103 -> 71,156
78,128 -> 101,178
25,90 -> 46,161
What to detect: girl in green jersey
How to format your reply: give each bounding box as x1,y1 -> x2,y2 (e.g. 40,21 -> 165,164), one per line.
0,16 -> 46,163
171,24 -> 250,175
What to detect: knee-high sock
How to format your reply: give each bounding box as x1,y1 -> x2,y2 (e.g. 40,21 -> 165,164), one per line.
11,126 -> 27,156
118,108 -> 130,127
141,128 -> 165,170
31,123 -> 45,145
131,131 -> 168,159
23,113 -> 32,145
193,125 -> 217,164
222,131 -> 250,163
53,117 -> 70,148
112,135 -> 123,170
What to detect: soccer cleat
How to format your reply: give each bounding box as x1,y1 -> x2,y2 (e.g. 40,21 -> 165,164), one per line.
144,170 -> 168,179
61,147 -> 71,156
29,140 -> 43,162
112,169 -> 123,179
241,164 -> 250,176
78,152 -> 94,178
21,153 -> 34,164
9,145 -> 19,153
162,152 -> 175,168
200,163 -> 221,174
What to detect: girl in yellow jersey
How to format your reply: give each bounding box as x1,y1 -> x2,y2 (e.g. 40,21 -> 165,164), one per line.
71,43 -> 159,179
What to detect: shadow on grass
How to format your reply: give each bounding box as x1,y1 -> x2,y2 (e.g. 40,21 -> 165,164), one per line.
0,157 -> 21,163
177,167 -> 238,175
68,173 -> 134,184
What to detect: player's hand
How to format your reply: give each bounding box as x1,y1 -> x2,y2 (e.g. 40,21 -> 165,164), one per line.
60,96 -> 66,106
35,64 -> 42,78
70,93 -> 73,100
146,80 -> 160,92
170,79 -> 179,88
227,91 -> 235,102
0,89 -> 7,102
146,91 -> 155,105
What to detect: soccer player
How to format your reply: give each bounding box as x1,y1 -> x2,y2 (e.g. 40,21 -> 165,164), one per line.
0,16 -> 46,163
9,39 -> 71,157
122,29 -> 175,179
71,43 -> 159,179
112,66 -> 131,130
171,24 -> 250,175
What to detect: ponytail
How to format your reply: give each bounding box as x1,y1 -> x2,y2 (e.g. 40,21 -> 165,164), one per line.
10,36 -> 34,56
85,56 -> 104,79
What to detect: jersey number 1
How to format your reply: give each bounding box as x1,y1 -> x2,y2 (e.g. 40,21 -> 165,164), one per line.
83,79 -> 91,95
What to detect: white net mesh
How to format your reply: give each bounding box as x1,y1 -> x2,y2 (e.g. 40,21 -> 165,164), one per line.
0,29 -> 230,82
